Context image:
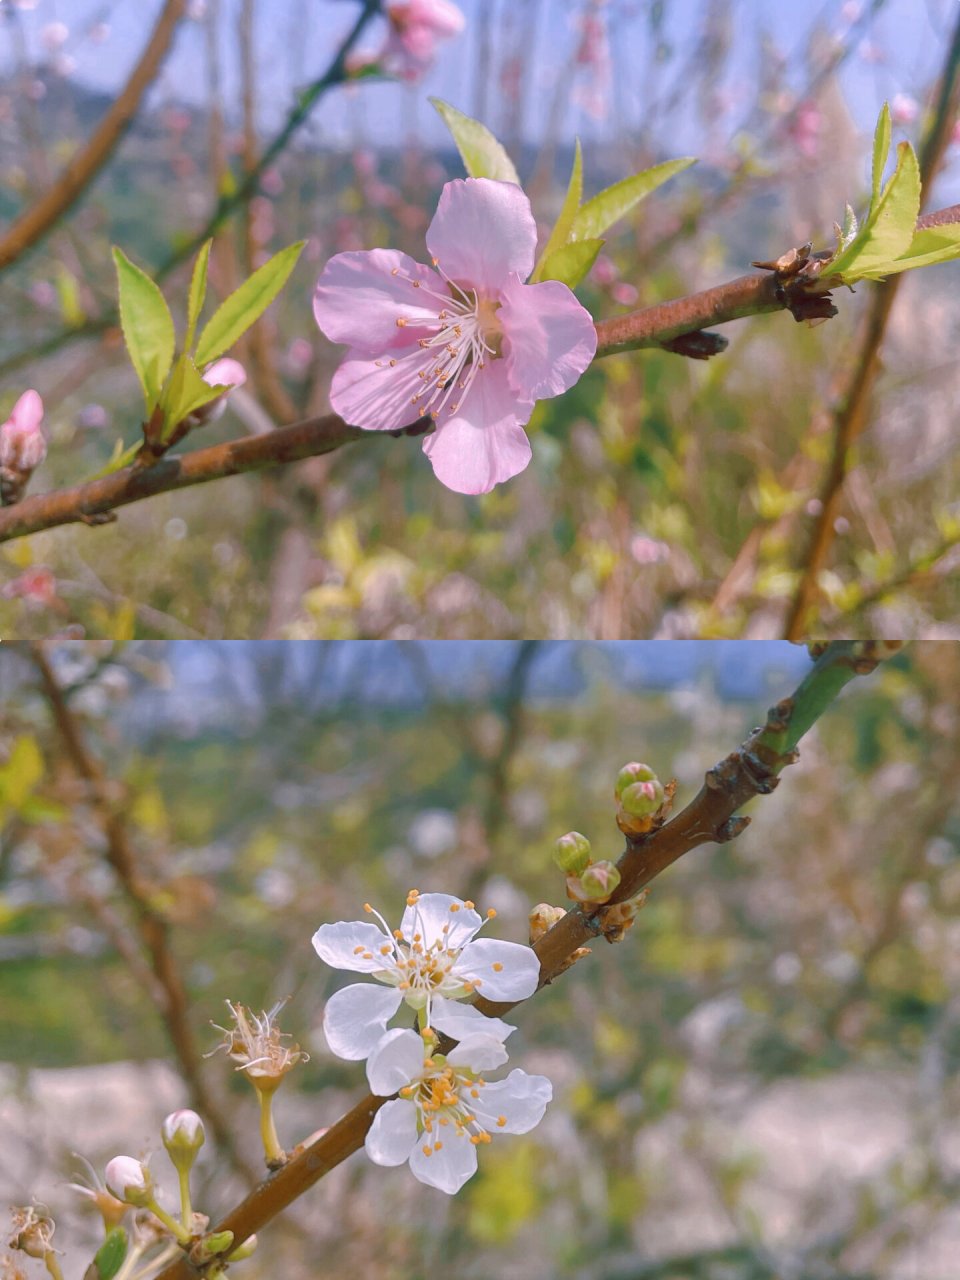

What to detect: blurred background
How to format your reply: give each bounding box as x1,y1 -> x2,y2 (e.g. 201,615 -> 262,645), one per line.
2,640 -> 960,1278
0,0 -> 959,638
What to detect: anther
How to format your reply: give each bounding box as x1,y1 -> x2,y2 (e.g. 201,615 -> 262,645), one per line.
396,317 -> 408,327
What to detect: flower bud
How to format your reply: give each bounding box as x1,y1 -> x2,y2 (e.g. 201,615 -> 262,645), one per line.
553,831 -> 592,875
614,762 -> 660,801
104,1157 -> 153,1208
528,902 -> 566,944
186,359 -> 247,429
576,860 -> 621,903
0,390 -> 46,505
620,778 -> 665,819
230,1235 -> 258,1260
162,1109 -> 205,1171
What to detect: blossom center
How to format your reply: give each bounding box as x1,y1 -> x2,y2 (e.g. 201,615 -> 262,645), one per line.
401,1056 -> 504,1154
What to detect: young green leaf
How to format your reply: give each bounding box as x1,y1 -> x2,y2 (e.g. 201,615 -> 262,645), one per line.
112,248 -> 176,413
829,141 -> 920,280
536,238 -> 605,290
429,98 -> 521,185
194,240 -> 305,368
570,157 -> 695,242
85,438 -> 142,481
531,139 -> 583,283
185,239 -> 212,353
870,101 -> 892,214
93,1229 -> 128,1280
880,219 -> 960,272
160,355 -> 229,438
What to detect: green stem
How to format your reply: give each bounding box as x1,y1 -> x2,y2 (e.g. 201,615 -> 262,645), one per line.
146,1197 -> 192,1245
177,1165 -> 192,1230
257,1086 -> 284,1164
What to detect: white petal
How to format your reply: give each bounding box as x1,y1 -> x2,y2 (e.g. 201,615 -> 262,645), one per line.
323,984 -> 402,1061
312,921 -> 395,973
453,938 -> 541,1001
430,996 -> 516,1045
469,1069 -> 553,1134
446,1033 -> 509,1072
365,1099 -> 419,1166
400,893 -> 484,950
366,1028 -> 426,1096
408,1129 -> 478,1193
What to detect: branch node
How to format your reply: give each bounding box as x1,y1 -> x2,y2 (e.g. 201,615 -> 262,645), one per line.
716,814 -> 751,842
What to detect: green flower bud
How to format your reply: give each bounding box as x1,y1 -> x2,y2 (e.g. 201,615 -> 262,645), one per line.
578,860 -> 621,903
553,831 -> 592,875
620,777 -> 665,818
615,762 -> 661,802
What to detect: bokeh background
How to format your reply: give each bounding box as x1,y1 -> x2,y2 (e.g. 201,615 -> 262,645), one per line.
0,0 -> 959,638
2,640 -> 960,1278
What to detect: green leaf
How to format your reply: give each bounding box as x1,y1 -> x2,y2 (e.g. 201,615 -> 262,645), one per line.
194,241 -> 305,367
531,139 -> 583,283
0,735 -> 43,811
160,355 -> 229,437
112,248 -> 176,413
830,141 -> 920,281
93,1228 -> 128,1280
429,98 -> 521,184
537,238 -> 605,289
871,102 -> 892,213
84,438 -> 141,482
877,219 -> 960,273
570,157 -> 695,242
185,239 -> 212,353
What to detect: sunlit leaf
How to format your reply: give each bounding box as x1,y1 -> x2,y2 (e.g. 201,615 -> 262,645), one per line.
570,157 -> 695,242
185,239 -> 212,353
85,439 -> 141,481
871,101 -> 892,213
531,139 -> 583,283
537,237 -> 605,289
112,247 -> 176,413
429,98 -> 521,184
828,141 -> 920,281
194,241 -> 305,367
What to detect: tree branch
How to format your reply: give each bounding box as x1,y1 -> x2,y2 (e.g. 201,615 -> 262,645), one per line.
782,5 -> 960,641
0,0 -> 187,273
152,640 -> 898,1280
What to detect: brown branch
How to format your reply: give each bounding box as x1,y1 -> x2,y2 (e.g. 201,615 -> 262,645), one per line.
782,7 -> 960,641
27,645 -> 257,1183
0,0 -> 187,273
153,640 -> 894,1280
0,416 -> 430,544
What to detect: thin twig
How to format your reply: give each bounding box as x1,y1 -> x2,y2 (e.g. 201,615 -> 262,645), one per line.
0,0 -> 187,272
152,640 -> 897,1280
27,645 -> 257,1183
782,6 -> 960,640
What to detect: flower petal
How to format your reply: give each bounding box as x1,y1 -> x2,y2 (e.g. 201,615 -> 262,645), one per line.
426,179 -> 537,293
329,345 -> 436,432
453,938 -> 541,1001
498,273 -> 597,400
323,984 -> 403,1061
365,1099 -> 419,1166
445,1032 -> 510,1072
422,360 -> 533,494
431,996 -> 516,1045
312,921 -> 393,973
400,893 -> 483,950
469,1069 -> 553,1134
366,1027 -> 426,1095
10,390 -> 43,432
314,249 -> 442,350
409,1129 -> 478,1193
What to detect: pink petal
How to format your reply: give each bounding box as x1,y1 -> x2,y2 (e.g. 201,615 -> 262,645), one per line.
426,179 -> 536,294
422,361 -> 533,494
202,358 -> 246,389
498,274 -> 597,399
330,345 -> 434,432
401,0 -> 465,37
11,389 -> 43,433
314,249 -> 442,351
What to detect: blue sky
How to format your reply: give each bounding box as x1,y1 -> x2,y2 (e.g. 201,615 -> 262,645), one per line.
2,1 -> 958,194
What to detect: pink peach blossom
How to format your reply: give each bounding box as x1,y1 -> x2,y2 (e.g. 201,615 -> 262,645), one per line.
384,0 -> 465,81
313,178 -> 597,495
0,389 -> 46,505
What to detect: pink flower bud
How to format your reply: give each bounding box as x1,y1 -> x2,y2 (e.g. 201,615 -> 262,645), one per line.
576,860 -> 621,903
162,1109 -> 205,1159
553,831 -> 592,875
184,360 -> 247,431
620,778 -> 665,819
614,762 -> 660,802
0,390 -> 46,505
105,1156 -> 153,1207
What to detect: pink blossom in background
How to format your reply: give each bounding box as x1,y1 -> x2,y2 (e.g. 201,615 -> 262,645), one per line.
611,282 -> 638,307
383,0 -> 465,81
788,100 -> 822,161
572,1 -> 611,121
313,178 -> 598,495
890,93 -> 919,125
1,566 -> 58,607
